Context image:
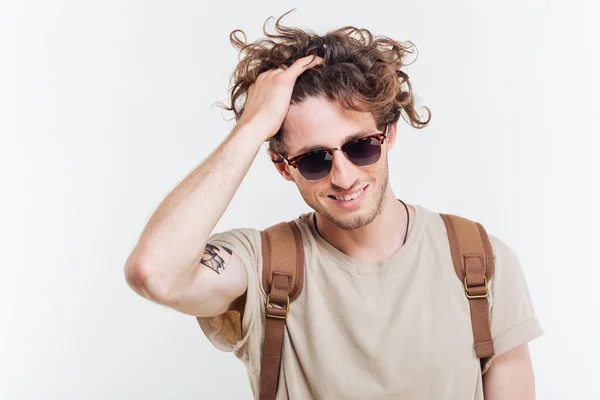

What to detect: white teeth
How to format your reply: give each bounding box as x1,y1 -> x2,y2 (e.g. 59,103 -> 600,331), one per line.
334,189 -> 362,201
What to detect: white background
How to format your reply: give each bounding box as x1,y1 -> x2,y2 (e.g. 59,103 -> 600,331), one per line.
1,1 -> 598,399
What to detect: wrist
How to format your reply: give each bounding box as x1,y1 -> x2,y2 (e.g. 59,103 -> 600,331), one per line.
233,120 -> 275,143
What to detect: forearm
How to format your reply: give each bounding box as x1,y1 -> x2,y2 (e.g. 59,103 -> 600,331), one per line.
125,122 -> 265,300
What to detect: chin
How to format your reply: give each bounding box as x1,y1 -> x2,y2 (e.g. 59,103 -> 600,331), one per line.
331,212 -> 377,230
318,193 -> 381,231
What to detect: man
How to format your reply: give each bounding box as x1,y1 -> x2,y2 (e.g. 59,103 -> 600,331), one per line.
124,11 -> 543,399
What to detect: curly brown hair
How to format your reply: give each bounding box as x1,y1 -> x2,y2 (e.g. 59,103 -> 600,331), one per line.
215,9 -> 431,157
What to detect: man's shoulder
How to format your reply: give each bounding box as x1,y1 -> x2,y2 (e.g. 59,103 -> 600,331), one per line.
260,212 -> 314,228
209,212 -> 312,244
209,226 -> 261,243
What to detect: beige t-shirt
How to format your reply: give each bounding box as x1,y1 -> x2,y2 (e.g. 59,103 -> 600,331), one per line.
197,204 -> 543,399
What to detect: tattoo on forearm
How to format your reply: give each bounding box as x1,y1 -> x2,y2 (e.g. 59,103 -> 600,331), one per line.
200,244 -> 232,274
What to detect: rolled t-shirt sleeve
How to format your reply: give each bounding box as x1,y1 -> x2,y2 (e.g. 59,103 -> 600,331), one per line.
195,227 -> 264,356
482,234 -> 544,374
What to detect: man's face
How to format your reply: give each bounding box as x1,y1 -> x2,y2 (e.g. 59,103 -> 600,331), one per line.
273,95 -> 397,230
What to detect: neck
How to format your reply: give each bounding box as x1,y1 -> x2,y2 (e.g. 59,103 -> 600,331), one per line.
315,186 -> 414,263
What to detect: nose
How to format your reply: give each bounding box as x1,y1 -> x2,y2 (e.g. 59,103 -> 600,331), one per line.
328,149 -> 358,189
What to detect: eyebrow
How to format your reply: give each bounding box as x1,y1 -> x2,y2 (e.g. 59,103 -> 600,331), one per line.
290,128 -> 377,158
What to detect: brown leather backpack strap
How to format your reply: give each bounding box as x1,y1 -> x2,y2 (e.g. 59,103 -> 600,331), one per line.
440,213 -> 495,360
258,220 -> 304,400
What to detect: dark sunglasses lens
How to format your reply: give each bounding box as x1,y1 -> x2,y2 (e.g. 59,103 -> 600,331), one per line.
297,151 -> 332,181
344,137 -> 382,166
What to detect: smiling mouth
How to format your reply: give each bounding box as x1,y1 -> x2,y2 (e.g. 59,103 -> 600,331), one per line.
327,185 -> 368,201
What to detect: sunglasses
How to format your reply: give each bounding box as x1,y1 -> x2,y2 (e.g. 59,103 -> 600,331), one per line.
273,124 -> 389,181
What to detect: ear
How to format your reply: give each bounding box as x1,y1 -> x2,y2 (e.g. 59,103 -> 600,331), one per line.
385,122 -> 399,152
267,148 -> 295,182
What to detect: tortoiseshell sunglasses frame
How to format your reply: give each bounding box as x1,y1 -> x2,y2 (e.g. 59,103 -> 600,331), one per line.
272,124 -> 389,180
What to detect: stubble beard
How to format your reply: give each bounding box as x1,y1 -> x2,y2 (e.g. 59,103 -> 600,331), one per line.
298,159 -> 389,231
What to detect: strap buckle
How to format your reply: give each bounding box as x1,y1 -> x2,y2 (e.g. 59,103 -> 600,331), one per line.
464,275 -> 489,299
265,293 -> 290,319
